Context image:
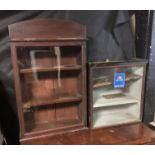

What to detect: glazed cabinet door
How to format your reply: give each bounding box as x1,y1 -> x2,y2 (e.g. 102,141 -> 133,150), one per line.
14,44 -> 85,136
88,61 -> 147,128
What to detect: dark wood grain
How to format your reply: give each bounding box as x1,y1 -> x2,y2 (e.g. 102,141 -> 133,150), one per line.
21,122 -> 155,144
8,19 -> 86,41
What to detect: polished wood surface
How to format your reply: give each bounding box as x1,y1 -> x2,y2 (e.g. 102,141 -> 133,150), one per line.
22,123 -> 155,144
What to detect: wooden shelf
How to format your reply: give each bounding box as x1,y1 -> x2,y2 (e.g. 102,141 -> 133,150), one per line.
93,94 -> 138,108
25,119 -> 81,133
20,65 -> 82,74
93,74 -> 141,88
23,94 -> 82,109
93,112 -> 139,128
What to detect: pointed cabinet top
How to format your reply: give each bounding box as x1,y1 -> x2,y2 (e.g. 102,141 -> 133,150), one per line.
8,19 -> 86,42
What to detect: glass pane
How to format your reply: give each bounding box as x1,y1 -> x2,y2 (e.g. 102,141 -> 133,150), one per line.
17,46 -> 81,70
17,46 -> 82,133
92,65 -> 143,128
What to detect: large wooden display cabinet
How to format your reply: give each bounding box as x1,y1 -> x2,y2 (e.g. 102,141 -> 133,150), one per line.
88,60 -> 147,128
8,19 -> 87,144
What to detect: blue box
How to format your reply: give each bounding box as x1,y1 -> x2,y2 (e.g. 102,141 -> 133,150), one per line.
114,73 -> 125,88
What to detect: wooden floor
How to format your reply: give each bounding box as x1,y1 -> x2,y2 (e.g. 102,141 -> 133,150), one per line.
22,122 -> 155,144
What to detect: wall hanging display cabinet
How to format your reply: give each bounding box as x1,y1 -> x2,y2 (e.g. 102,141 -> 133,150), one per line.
8,19 -> 87,144
88,60 -> 147,128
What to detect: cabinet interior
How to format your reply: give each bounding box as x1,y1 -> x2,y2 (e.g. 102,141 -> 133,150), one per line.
92,66 -> 143,128
17,46 -> 83,133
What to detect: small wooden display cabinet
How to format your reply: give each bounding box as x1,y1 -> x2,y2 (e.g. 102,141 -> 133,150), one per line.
8,19 -> 87,144
88,60 -> 147,128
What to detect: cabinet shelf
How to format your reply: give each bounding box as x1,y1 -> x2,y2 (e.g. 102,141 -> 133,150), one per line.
93,73 -> 141,88
23,94 -> 82,109
26,118 -> 81,133
93,94 -> 138,108
20,65 -> 82,74
93,112 -> 138,128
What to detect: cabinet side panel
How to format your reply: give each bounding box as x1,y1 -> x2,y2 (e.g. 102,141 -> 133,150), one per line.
10,43 -> 25,137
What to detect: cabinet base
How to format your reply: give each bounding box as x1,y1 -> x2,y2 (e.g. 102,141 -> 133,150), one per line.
20,122 -> 155,144
20,126 -> 87,144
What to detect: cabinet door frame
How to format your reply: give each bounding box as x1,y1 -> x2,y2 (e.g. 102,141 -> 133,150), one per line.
88,60 -> 147,128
